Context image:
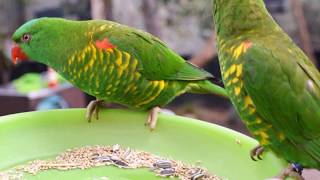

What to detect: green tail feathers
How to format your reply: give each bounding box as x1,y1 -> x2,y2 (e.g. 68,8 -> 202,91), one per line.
188,80 -> 228,98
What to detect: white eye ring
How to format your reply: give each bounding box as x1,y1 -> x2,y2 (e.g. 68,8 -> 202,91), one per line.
22,33 -> 31,42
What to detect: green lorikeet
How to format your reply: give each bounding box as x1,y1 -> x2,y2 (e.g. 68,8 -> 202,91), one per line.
213,0 -> 320,179
11,17 -> 227,129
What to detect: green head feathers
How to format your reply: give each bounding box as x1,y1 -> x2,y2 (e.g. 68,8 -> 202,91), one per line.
213,0 -> 273,38
12,18 -> 91,68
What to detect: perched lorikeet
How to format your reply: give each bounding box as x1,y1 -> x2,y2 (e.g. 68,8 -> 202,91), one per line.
213,0 -> 320,179
11,17 -> 227,129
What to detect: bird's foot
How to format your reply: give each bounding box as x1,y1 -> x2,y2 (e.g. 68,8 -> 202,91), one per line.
86,99 -> 104,122
269,163 -> 304,180
145,106 -> 161,131
250,145 -> 264,161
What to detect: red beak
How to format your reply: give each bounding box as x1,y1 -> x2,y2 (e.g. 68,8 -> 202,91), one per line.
11,44 -> 28,64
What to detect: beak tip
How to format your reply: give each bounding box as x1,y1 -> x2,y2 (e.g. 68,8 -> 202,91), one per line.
11,45 -> 28,64
13,57 -> 18,65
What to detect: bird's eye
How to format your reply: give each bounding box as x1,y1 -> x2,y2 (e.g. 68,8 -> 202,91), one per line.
21,33 -> 31,42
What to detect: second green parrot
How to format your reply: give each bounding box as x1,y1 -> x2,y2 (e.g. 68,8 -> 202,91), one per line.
213,0 -> 320,179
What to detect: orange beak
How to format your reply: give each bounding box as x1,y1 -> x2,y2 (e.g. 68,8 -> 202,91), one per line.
11,44 -> 28,64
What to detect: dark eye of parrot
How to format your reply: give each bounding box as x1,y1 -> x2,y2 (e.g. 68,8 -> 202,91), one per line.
21,33 -> 31,43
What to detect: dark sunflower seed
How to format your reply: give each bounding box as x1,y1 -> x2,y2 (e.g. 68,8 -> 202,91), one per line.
191,171 -> 205,180
112,159 -> 128,167
153,160 -> 172,169
93,156 -> 112,162
160,168 -> 175,176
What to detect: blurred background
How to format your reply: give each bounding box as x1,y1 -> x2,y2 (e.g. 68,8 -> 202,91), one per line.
0,0 -> 320,177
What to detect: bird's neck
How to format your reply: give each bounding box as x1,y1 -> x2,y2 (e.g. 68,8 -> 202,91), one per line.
213,0 -> 276,40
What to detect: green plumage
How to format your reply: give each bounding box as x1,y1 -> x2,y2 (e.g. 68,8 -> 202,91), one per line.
213,0 -> 320,169
12,18 -> 226,111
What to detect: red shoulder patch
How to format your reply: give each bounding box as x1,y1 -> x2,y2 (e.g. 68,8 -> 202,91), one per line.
95,38 -> 116,50
243,41 -> 253,50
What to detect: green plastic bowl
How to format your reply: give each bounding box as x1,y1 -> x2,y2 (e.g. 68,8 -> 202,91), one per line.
0,109 -> 285,179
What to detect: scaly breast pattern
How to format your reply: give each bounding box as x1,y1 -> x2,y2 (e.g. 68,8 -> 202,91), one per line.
60,43 -> 186,109
218,39 -> 284,147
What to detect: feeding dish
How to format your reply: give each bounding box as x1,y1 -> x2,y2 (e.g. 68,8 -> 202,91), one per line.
0,109 -> 285,179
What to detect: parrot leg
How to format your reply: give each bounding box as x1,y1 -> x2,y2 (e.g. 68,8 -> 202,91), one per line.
86,99 -> 104,122
270,163 -> 304,180
145,106 -> 161,130
250,145 -> 264,161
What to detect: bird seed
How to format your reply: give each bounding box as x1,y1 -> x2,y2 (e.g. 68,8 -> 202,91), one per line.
0,144 -> 221,180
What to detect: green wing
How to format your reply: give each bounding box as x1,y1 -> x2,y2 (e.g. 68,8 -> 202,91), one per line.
94,21 -> 212,81
242,43 -> 320,162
